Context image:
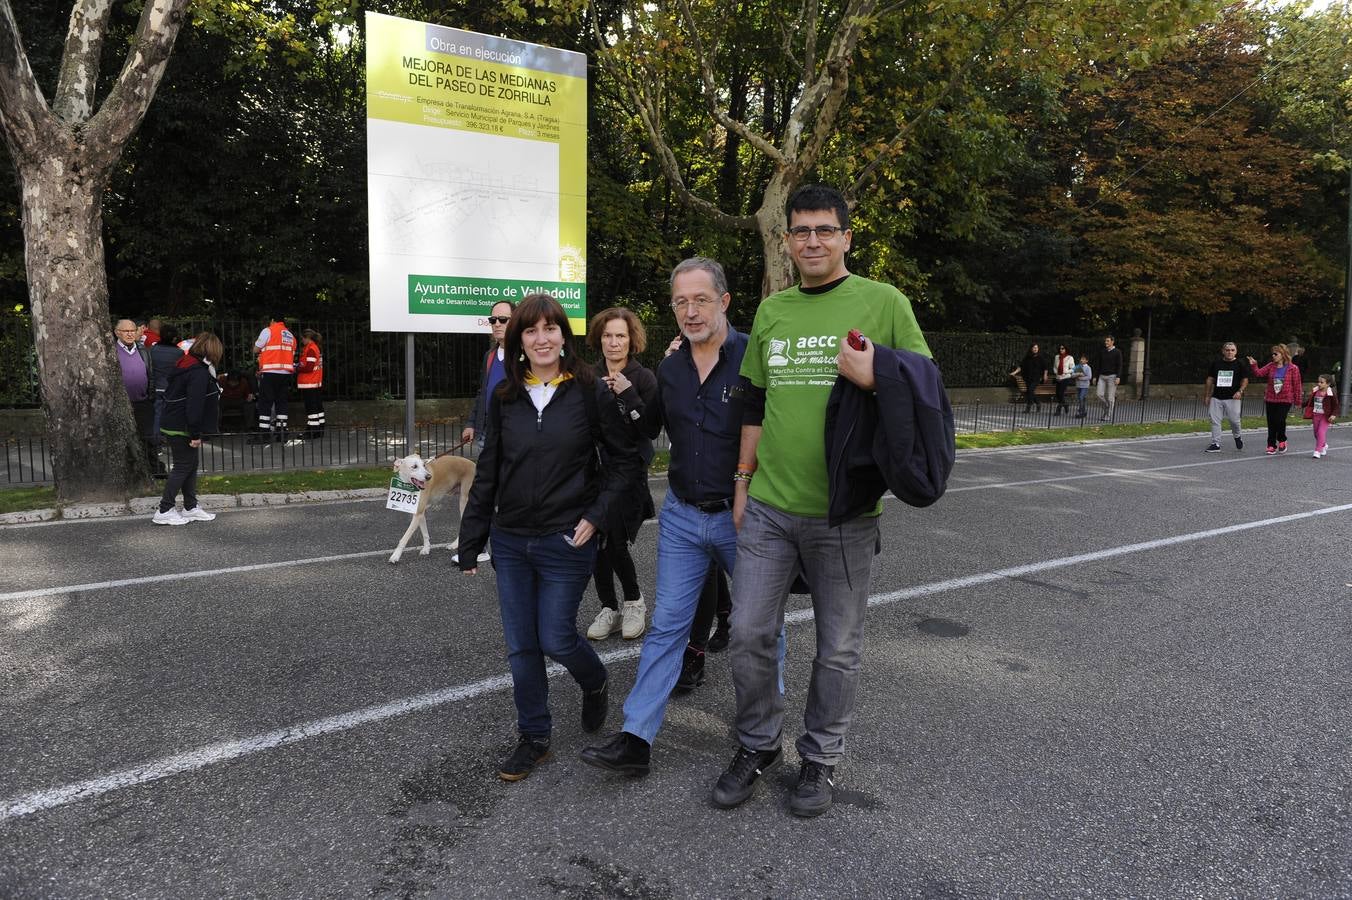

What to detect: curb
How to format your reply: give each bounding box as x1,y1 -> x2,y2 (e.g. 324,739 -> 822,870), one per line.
0,487 -> 388,527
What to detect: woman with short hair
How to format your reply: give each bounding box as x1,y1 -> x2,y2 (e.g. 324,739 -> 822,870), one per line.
153,332 -> 223,525
456,294 -> 642,782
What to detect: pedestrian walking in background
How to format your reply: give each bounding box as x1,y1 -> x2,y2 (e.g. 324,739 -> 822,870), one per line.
1203,342 -> 1249,453
1009,343 -> 1048,413
455,294 -> 642,783
1094,335 -> 1124,420
153,333 -> 223,526
1052,344 -> 1076,416
1074,355 -> 1092,418
463,299 -> 514,454
1247,344 -> 1303,455
585,307 -> 659,642
297,328 -> 324,439
1304,374 -> 1339,459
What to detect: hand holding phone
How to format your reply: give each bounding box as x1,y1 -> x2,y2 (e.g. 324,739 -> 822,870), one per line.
847,329 -> 867,351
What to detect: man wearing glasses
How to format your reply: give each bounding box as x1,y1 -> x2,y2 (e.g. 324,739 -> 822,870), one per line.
463,299 -> 515,453
113,319 -> 159,474
1203,342 -> 1249,452
712,184 -> 931,817
581,256 -> 752,776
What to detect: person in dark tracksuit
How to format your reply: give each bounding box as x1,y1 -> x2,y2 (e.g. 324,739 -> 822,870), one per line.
153,332 -> 223,526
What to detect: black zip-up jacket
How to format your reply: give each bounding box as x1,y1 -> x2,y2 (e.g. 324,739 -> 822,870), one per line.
160,355 -> 220,440
456,376 -> 641,567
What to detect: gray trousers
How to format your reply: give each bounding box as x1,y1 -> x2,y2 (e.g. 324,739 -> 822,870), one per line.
1209,397 -> 1243,442
1096,377 -> 1119,415
730,497 -> 879,766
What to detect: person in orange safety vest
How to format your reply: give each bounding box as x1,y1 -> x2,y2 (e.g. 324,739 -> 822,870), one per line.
250,318 -> 297,443
297,328 -> 324,439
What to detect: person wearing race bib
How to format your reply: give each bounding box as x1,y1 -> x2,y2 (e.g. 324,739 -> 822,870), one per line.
1303,374 -> 1340,459
712,184 -> 931,818
1202,341 -> 1250,453
1247,343 -> 1303,455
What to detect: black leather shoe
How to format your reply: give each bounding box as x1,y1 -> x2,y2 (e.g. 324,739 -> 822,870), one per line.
711,745 -> 782,809
580,731 -> 650,776
499,736 -> 551,782
581,677 -> 608,733
789,760 -> 836,817
673,647 -> 705,695
707,618 -> 730,653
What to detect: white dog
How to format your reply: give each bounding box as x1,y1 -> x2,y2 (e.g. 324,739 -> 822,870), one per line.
388,452 -> 478,563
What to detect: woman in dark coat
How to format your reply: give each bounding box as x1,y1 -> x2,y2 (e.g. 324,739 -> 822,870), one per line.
1010,342 -> 1049,413
584,307 -> 659,642
456,294 -> 642,782
153,332 -> 222,525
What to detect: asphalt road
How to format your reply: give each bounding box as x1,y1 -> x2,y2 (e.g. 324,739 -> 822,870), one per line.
1,428 -> 1349,899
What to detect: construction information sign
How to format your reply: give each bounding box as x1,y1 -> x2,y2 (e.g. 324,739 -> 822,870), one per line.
365,13 -> 587,334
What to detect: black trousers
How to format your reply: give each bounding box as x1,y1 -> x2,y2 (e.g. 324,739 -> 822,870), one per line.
1054,378 -> 1070,409
688,562 -> 731,649
593,528 -> 641,609
159,435 -> 199,513
1023,381 -> 1040,409
302,389 -> 325,435
132,397 -> 160,470
1265,401 -> 1291,448
257,373 -> 291,432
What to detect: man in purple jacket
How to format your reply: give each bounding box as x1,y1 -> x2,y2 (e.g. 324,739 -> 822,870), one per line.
114,319 -> 160,474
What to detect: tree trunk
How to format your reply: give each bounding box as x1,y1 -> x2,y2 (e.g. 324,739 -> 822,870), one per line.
756,181 -> 794,297
21,151 -> 150,501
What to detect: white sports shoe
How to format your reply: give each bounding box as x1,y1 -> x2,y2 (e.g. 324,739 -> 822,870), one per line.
151,508 -> 188,526
180,506 -> 216,522
450,551 -> 492,565
587,607 -> 622,640
621,595 -> 647,640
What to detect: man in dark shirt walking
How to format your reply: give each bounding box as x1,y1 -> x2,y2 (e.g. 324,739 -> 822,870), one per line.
580,256 -> 748,776
1203,341 -> 1249,452
1094,335 -> 1124,420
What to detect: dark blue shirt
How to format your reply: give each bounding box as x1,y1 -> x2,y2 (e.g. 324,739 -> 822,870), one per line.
656,327 -> 748,503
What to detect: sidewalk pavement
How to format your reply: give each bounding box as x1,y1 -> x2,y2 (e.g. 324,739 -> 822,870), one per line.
0,488 -> 389,526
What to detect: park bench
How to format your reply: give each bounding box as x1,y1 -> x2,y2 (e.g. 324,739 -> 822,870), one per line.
1007,375 -> 1062,404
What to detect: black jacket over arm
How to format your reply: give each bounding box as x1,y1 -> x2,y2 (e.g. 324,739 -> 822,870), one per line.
456,377 -> 642,567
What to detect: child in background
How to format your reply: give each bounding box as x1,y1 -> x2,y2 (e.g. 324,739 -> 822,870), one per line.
1074,354 -> 1092,419
1304,374 -> 1339,459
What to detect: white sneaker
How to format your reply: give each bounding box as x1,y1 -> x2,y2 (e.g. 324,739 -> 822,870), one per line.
180,506 -> 216,522
450,551 -> 492,564
586,607 -> 622,640
621,595 -> 647,640
1313,451 -> 1322,459
151,508 -> 188,526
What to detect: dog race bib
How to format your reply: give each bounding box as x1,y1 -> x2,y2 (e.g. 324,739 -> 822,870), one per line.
387,477 -> 421,514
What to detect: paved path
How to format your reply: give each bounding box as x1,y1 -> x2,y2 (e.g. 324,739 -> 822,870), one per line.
1,428 -> 1348,898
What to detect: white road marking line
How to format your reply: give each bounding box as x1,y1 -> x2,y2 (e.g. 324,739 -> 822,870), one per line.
5,500 -> 1352,824
944,453 -> 1273,493
0,546 -> 452,603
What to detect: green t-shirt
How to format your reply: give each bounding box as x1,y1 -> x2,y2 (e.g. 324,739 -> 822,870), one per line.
740,274 -> 932,517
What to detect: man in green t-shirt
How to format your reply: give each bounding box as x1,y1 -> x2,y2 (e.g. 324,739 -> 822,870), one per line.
712,184 -> 932,818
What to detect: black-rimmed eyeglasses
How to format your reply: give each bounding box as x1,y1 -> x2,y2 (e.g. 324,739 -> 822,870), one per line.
487,316 -> 510,325
787,225 -> 846,242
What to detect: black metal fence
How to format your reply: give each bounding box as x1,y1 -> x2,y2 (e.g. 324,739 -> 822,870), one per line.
2,396 -> 1276,487
0,316 -> 1340,405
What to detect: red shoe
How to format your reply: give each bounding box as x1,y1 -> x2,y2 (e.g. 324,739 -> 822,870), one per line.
1265,447 -> 1277,455
1278,441 -> 1288,453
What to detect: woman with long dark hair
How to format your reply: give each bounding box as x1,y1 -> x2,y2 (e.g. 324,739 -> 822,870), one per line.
456,294 -> 642,782
1009,342 -> 1048,413
152,332 -> 223,525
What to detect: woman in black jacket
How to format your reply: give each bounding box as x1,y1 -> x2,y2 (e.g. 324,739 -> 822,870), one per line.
153,332 -> 222,526
1009,342 -> 1049,413
457,294 -> 642,783
584,307 -> 659,642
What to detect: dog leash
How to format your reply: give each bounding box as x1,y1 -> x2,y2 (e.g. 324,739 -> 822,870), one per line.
434,436 -> 473,458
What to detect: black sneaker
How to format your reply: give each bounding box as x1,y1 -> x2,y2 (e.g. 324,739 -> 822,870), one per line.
579,731 -> 650,776
789,760 -> 836,817
707,619 -> 730,653
499,736 -> 551,782
581,677 -> 608,733
673,647 -> 705,695
1204,443 -> 1221,453
711,745 -> 782,809
1235,436 -> 1243,450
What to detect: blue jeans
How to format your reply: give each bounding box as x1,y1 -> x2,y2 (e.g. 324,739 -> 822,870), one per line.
490,527 -> 607,740
622,492 -> 786,744
731,498 -> 879,766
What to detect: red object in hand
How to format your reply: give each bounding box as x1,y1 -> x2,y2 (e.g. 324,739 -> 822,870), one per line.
847,329 -> 867,351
